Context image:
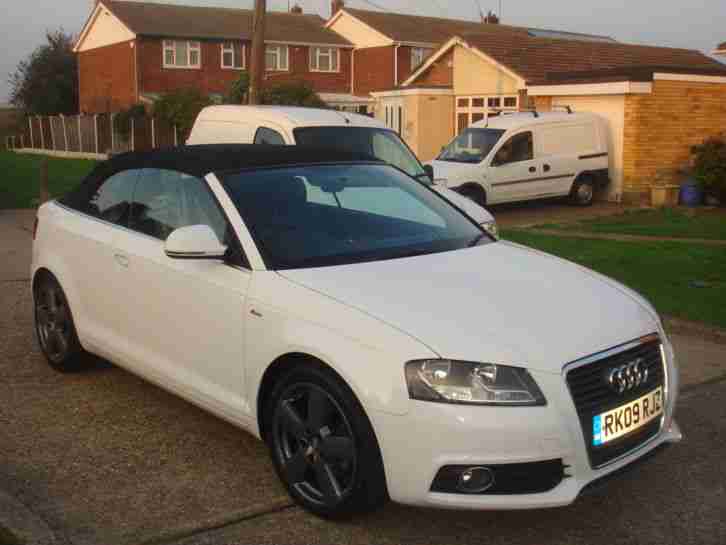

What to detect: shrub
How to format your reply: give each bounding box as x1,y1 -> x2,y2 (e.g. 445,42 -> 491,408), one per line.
113,103 -> 146,139
691,138 -> 726,203
153,89 -> 213,139
225,71 -> 250,105
261,82 -> 327,108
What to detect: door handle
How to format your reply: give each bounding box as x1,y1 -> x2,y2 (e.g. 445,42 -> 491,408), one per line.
543,164 -> 551,172
529,166 -> 537,173
114,253 -> 129,268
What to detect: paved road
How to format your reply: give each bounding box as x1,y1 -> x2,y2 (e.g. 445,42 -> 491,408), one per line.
1,208 -> 724,545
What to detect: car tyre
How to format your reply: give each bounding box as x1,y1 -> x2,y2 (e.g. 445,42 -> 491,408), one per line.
34,273 -> 89,372
265,365 -> 388,519
570,176 -> 595,206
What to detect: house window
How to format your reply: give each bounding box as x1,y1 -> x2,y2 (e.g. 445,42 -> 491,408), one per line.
503,96 -> 518,108
163,40 -> 201,69
410,47 -> 432,70
221,42 -> 245,69
310,47 -> 339,72
266,45 -> 289,71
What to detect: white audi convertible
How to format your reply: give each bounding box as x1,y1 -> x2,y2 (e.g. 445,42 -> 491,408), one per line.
31,145 -> 681,518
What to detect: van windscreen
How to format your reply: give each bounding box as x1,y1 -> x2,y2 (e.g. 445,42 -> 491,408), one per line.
438,128 -> 505,164
293,127 -> 428,182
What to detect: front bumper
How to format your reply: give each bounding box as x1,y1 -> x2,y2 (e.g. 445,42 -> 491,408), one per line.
370,364 -> 682,510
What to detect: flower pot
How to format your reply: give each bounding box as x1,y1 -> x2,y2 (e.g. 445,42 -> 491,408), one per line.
651,185 -> 680,208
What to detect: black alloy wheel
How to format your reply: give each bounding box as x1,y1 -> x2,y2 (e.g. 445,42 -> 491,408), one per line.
266,367 -> 388,518
273,383 -> 357,506
34,274 -> 87,372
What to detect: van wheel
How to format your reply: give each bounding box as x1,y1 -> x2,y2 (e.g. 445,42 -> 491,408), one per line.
457,184 -> 486,207
570,177 -> 595,206
34,273 -> 89,372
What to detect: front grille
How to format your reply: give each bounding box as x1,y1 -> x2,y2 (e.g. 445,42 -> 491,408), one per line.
566,337 -> 665,468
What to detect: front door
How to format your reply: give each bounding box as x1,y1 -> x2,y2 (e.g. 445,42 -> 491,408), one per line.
112,167 -> 252,418
487,131 -> 540,203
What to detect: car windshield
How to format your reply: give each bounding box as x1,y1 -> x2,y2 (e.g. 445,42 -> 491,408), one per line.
438,128 -> 505,164
293,127 -> 431,184
219,163 -> 487,270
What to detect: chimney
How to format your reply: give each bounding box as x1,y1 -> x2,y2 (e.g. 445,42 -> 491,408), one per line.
290,4 -> 303,14
331,0 -> 344,18
483,10 -> 500,24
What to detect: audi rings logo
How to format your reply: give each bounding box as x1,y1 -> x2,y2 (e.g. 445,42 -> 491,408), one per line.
607,358 -> 648,394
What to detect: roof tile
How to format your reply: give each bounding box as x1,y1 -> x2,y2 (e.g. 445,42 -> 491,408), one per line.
107,0 -> 350,44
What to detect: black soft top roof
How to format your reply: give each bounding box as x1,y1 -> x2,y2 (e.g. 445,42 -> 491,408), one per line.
59,144 -> 382,211
98,144 -> 382,178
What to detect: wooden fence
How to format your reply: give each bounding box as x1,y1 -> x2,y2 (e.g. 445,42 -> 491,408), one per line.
4,114 -> 180,157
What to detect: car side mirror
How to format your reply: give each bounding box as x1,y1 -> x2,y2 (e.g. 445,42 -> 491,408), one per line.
165,225 -> 227,260
423,164 -> 434,180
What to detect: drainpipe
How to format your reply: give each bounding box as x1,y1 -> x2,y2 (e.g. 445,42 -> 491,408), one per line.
394,44 -> 400,87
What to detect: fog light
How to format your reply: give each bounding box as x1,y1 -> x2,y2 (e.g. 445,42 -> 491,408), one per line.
457,466 -> 494,493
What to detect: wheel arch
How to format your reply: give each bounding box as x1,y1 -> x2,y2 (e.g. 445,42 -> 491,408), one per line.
455,182 -> 487,206
256,352 -> 367,443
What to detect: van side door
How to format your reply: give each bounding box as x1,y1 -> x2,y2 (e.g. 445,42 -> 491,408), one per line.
487,131 -> 539,203
534,123 -> 596,197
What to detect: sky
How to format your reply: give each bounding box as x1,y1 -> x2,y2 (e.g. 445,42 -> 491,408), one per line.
1,0 -> 725,104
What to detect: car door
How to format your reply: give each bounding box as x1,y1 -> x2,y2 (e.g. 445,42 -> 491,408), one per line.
59,168 -> 141,354
487,131 -> 539,203
112,167 -> 253,418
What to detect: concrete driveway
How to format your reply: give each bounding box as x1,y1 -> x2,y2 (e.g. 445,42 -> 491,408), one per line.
1,208 -> 725,545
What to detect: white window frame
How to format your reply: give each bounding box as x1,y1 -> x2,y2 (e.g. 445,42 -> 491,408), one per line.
163,40 -> 202,69
410,47 -> 432,70
221,42 -> 245,70
265,44 -> 289,72
309,47 -> 340,73
455,94 -> 519,133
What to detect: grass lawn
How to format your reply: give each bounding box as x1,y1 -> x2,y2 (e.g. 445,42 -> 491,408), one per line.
0,151 -> 97,209
503,230 -> 726,329
536,207 -> 726,241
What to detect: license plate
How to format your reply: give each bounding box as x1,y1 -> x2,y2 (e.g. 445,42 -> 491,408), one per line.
592,387 -> 663,446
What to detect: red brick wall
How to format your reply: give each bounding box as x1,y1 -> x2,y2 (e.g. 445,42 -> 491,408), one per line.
137,38 -> 246,98
262,44 -> 352,94
137,37 -> 351,99
410,49 -> 453,87
78,40 -> 137,113
353,46 -> 395,95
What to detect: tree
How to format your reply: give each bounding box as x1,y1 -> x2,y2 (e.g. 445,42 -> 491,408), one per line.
262,82 -> 327,108
153,88 -> 213,139
9,30 -> 78,115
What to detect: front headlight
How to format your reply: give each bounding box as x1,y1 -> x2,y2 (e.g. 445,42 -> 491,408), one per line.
405,360 -> 546,406
481,220 -> 499,239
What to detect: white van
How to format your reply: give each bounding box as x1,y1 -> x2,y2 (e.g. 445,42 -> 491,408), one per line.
429,111 -> 610,206
188,106 -> 498,237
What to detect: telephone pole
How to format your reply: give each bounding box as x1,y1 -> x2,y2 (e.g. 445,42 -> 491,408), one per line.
248,0 -> 266,105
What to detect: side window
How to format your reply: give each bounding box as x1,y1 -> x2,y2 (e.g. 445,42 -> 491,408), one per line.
493,131 -> 534,166
128,169 -> 228,243
254,127 -> 286,145
86,170 -> 139,226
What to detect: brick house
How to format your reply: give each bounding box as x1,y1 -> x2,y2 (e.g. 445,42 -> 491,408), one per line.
74,0 -> 360,113
361,15 -> 726,203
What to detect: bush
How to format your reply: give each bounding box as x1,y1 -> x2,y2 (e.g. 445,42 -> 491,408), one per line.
113,103 -> 146,138
153,89 -> 213,139
691,138 -> 726,203
261,82 -> 327,108
225,71 -> 250,105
